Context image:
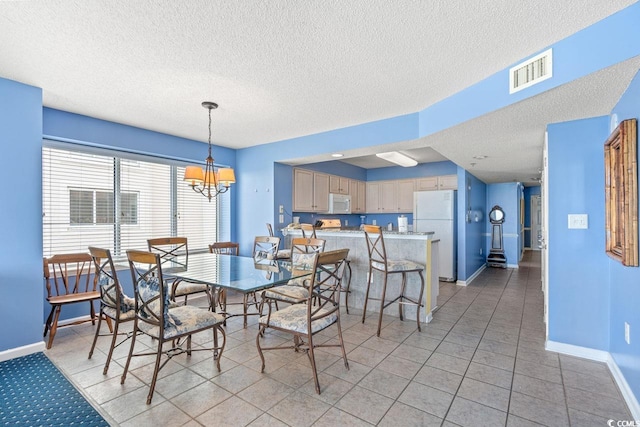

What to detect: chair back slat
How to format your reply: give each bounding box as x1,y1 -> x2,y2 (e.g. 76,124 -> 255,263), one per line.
300,223 -> 317,239
127,250 -> 166,330
291,237 -> 325,256
88,246 -> 123,311
253,236 -> 281,260
363,225 -> 388,268
311,249 -> 349,317
44,253 -> 95,297
147,237 -> 188,262
209,242 -> 240,255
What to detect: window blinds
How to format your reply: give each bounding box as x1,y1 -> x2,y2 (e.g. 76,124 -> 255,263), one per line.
42,141 -> 222,259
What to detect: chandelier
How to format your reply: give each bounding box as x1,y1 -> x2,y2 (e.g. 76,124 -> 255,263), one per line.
183,101 -> 235,201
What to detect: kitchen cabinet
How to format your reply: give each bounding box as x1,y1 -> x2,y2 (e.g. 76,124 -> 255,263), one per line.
416,174 -> 458,191
397,179 -> 415,212
438,174 -> 458,190
366,180 -> 413,213
415,176 -> 439,191
350,179 -> 366,213
293,168 -> 329,212
329,175 -> 349,195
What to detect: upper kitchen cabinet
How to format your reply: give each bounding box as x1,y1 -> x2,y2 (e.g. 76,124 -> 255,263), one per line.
329,175 -> 349,195
350,179 -> 366,213
397,179 -> 415,211
416,174 -> 458,191
293,168 -> 330,212
366,180 -> 414,213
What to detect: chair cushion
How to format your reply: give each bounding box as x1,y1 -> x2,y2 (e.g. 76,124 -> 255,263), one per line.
275,249 -> 291,259
263,285 -> 309,303
138,276 -> 176,329
103,305 -> 136,321
371,259 -> 424,272
259,304 -> 337,334
173,281 -> 209,297
139,305 -> 225,339
99,273 -> 136,313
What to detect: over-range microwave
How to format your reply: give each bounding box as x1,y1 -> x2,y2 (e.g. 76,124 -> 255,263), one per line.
328,193 -> 351,214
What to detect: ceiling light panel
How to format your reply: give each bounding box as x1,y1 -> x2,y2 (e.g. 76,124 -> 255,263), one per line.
376,152 -> 418,167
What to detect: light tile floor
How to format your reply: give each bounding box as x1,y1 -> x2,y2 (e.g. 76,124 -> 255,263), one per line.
46,251 -> 633,426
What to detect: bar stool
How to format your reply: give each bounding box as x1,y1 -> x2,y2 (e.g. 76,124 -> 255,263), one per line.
361,225 -> 425,336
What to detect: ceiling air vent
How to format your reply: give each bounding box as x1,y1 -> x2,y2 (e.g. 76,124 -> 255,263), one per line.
509,48 -> 552,94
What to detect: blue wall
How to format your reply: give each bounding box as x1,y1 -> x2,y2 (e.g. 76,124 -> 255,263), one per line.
608,70 -> 640,400
0,78 -> 44,352
547,116 -> 611,350
459,171 -> 488,280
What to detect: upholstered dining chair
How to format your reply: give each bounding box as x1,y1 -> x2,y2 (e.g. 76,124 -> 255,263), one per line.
361,225 -> 425,337
259,237 -> 325,308
122,250 -> 226,404
257,249 -> 350,394
266,223 -> 291,259
208,241 -> 240,255
87,247 -> 136,374
147,237 -> 212,308
43,253 -> 101,349
208,241 -> 240,315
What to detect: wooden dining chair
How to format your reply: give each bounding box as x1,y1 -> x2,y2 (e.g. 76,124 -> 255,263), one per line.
122,250 -> 226,404
257,249 -> 350,394
87,247 -> 136,374
43,253 -> 101,349
362,225 -> 425,336
147,237 -> 212,308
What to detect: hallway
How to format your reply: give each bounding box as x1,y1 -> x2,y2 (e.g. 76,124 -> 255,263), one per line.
46,250 -> 632,426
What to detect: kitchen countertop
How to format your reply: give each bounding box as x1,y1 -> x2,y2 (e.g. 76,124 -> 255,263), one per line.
282,227 -> 434,239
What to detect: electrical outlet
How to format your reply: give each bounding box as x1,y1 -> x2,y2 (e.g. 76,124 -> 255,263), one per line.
480,248 -> 483,255
345,219 -> 348,226
278,214 -> 284,224
279,205 -> 284,214
625,322 -> 631,344
372,220 -> 377,225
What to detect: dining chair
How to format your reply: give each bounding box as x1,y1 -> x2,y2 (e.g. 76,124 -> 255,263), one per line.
87,247 -> 136,374
43,253 -> 101,349
361,225 -> 425,336
121,250 -> 226,404
300,223 -> 317,239
208,241 -> 240,316
257,249 -> 350,394
147,237 -> 212,308
208,241 -> 240,255
266,223 -> 291,259
229,235 -> 283,327
260,237 -> 325,307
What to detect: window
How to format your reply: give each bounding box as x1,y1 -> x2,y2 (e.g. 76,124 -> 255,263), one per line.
604,119 -> 638,266
43,141 -> 228,259
69,189 -> 138,225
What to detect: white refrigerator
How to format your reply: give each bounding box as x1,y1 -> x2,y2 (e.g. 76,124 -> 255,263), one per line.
413,190 -> 457,282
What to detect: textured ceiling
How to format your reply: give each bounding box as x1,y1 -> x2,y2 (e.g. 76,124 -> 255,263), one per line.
0,0 -> 637,184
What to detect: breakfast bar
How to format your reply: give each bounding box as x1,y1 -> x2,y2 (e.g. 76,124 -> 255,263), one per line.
283,227 -> 440,323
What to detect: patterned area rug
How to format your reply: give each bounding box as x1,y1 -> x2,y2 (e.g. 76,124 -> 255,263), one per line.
0,352 -> 109,426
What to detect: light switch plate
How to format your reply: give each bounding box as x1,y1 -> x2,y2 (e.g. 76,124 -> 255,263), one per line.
568,214 -> 588,229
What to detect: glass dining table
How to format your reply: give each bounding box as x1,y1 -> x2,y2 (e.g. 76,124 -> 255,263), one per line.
161,252 -> 308,327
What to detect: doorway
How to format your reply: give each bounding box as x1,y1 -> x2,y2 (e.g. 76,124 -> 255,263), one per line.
531,195 -> 542,251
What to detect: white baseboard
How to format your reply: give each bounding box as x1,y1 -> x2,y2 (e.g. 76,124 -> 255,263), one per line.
545,340 -> 609,361
546,340 -> 639,419
0,342 -> 46,362
607,354 -> 640,419
457,264 -> 486,286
